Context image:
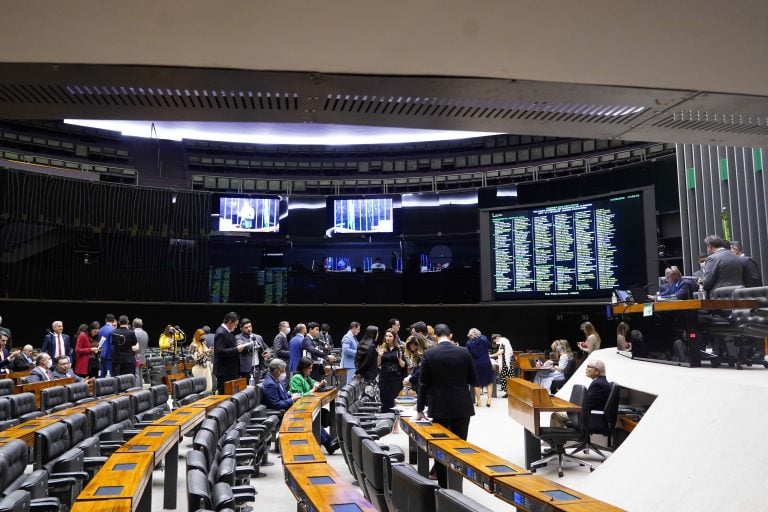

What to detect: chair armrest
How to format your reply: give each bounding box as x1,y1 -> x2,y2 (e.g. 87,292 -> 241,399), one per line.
30,498 -> 61,512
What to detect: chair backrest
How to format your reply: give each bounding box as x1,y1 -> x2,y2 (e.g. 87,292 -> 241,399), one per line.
108,395 -> 133,424
0,490 -> 30,512
40,386 -> 68,412
116,374 -> 138,392
186,468 -> 212,512
192,428 -> 218,466
0,439 -> 29,489
7,393 -> 36,418
711,285 -> 742,299
61,413 -> 90,446
231,392 -> 249,418
0,398 -> 11,421
191,377 -> 207,394
361,438 -> 387,490
86,401 -> 114,434
391,463 -> 439,512
0,379 -> 14,397
150,384 -> 170,408
172,378 -> 194,400
596,382 -> 621,435
562,357 -> 577,381
217,400 -> 238,425
93,376 -> 117,397
147,356 -> 165,368
566,384 -> 586,427
65,382 -> 91,403
435,489 -> 495,512
34,422 -> 72,468
350,426 -> 373,471
130,390 -> 153,417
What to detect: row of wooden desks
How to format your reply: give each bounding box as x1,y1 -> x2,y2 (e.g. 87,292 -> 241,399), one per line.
281,387 -> 379,512
401,413 -> 623,511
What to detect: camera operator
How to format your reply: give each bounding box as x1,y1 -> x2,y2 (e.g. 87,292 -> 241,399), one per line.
235,318 -> 269,382
111,315 -> 139,376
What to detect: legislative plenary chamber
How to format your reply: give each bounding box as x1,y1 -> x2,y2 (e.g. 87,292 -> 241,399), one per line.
1,3 -> 768,512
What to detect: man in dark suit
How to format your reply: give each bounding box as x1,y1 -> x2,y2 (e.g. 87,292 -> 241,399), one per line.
213,311 -> 243,394
0,332 -> 16,373
235,318 -> 269,382
551,359 -> 611,429
702,235 -> 745,294
41,321 -> 72,360
656,266 -> 694,300
27,353 -> 54,382
111,315 -> 138,376
415,323 -> 478,488
272,321 -> 291,362
731,241 -> 763,287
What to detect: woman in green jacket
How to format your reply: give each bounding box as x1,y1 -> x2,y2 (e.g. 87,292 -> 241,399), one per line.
289,356 -> 338,453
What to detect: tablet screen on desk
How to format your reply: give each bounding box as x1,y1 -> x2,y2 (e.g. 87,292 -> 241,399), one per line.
331,504 -> 363,512
542,490 -> 579,501
289,439 -> 309,445
430,433 -> 449,438
308,476 -> 335,485
487,464 -> 517,473
294,455 -> 316,461
95,486 -> 124,496
455,447 -> 478,454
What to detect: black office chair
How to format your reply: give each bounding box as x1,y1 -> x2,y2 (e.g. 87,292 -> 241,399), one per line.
390,463 -> 439,512
531,384 -> 595,477
34,423 -> 90,507
569,381 -> 621,458
40,386 -> 71,414
186,468 -> 235,512
172,378 -> 200,408
0,398 -> 19,432
0,490 -> 30,512
0,379 -> 14,397
149,384 -> 172,416
6,393 -> 44,422
64,382 -> 94,405
435,489 -> 494,512
0,439 -> 60,512
92,376 -> 117,397
115,373 -> 142,392
361,438 -> 397,512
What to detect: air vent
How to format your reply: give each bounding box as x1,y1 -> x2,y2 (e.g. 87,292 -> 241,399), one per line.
652,111 -> 768,135
322,94 -> 646,125
0,84 -> 300,111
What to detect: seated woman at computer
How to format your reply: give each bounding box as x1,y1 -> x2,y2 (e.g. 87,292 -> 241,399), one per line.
616,322 -> 631,351
578,321 -> 601,354
534,339 -> 572,392
650,266 -> 694,300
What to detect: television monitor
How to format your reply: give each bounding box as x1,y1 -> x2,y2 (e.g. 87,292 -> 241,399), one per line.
480,187 -> 657,301
218,196 -> 283,233
327,196 -> 395,235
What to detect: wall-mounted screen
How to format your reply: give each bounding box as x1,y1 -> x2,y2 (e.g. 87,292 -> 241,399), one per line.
328,196 -> 395,235
480,188 -> 656,301
218,196 -> 281,233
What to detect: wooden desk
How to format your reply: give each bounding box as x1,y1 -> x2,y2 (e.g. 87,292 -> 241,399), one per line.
0,417 -> 62,446
116,425 -> 179,509
400,416 -> 460,478
507,378 -> 580,468
284,462 -> 378,512
15,377 -> 74,408
612,299 -> 761,367
495,473 -> 625,511
516,353 -> 548,381
71,500 -> 132,512
150,407 -> 205,436
188,394 -> 231,411
223,378 -> 247,395
78,451 -> 154,512
428,438 -> 529,492
279,432 -> 327,465
6,370 -> 31,384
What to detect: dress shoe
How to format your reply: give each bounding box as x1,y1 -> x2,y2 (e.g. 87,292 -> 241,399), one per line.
325,438 -> 340,455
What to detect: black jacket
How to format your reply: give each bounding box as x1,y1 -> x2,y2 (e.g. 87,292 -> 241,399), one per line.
416,341 -> 477,419
214,325 -> 239,377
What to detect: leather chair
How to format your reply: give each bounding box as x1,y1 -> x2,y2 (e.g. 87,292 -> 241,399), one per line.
350,426 -> 374,492
569,381 -> 621,458
186,468 -> 236,512
103,395 -> 134,440
531,385 -> 595,477
84,402 -> 123,454
150,384 -> 171,416
172,378 -> 199,407
361,438 -> 400,512
6,393 -> 43,422
0,490 -> 30,512
390,463 -> 439,512
60,413 -> 100,459
0,379 -> 14,397
192,376 -> 212,398
435,489 -> 494,512
147,356 -> 166,386
40,386 -> 71,413
33,423 -> 89,507
115,374 -> 141,393
0,439 -> 60,512
92,376 -> 117,397
0,398 -> 19,432
64,382 -> 94,405
131,389 -> 161,423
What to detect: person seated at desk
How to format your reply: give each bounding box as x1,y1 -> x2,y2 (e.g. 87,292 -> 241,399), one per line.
289,357 -> 339,453
550,359 -> 611,429
26,353 -> 54,382
616,322 -> 631,351
650,266 -> 694,300
51,355 -> 92,383
534,339 -> 572,392
371,257 -> 386,271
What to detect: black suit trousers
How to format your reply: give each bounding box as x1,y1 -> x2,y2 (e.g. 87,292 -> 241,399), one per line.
431,416 -> 471,488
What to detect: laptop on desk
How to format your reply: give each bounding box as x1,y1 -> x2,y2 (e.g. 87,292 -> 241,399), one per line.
630,287 -> 651,304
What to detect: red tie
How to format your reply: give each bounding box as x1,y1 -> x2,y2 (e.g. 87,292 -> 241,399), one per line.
56,335 -> 63,357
